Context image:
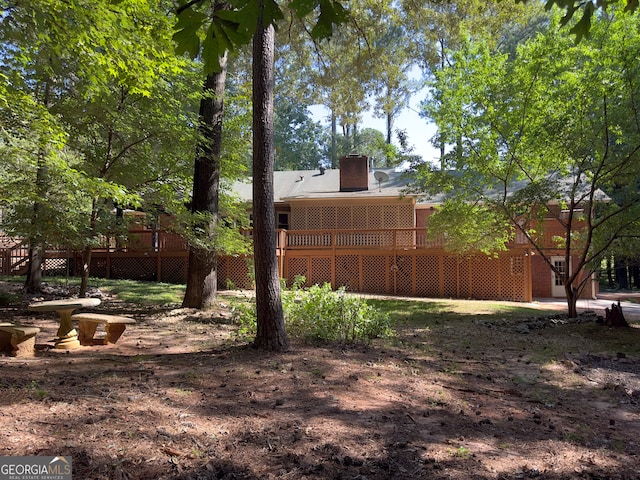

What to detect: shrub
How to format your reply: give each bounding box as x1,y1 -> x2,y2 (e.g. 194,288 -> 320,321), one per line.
231,279 -> 392,344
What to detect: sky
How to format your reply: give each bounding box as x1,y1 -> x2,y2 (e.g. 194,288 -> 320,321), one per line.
309,92 -> 441,166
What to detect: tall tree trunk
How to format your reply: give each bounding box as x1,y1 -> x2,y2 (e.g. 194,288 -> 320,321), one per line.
79,246 -> 93,297
386,111 -> 393,146
252,3 -> 289,351
79,199 -> 100,298
25,156 -> 47,293
631,261 -> 640,289
25,81 -> 51,294
615,257 -> 629,290
331,112 -> 337,168
606,256 -> 614,288
25,244 -> 43,294
182,53 -> 227,309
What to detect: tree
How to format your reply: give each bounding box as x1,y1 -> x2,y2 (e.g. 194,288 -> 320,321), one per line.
1,0 -> 205,296
252,0 -> 289,350
400,0 -> 542,168
274,96 -> 327,170
181,66 -> 227,309
521,0 -> 639,41
417,9 -> 640,318
173,0 -> 348,350
370,24 -> 417,146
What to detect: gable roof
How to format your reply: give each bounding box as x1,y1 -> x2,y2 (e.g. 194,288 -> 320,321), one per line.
231,167 -> 419,203
230,168 -> 610,206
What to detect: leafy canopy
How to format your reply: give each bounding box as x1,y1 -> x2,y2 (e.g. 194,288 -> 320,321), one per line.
173,0 -> 349,73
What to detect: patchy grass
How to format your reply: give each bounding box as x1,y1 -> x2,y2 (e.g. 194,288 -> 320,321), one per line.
0,276 -> 185,305
94,279 -> 185,305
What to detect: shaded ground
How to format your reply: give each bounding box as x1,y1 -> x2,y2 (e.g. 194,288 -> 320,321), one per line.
1,282 -> 640,480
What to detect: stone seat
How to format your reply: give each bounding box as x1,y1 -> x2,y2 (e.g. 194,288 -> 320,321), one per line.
0,324 -> 41,357
71,313 -> 136,346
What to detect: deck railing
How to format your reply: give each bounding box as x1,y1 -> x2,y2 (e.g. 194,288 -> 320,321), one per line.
0,225 -> 566,278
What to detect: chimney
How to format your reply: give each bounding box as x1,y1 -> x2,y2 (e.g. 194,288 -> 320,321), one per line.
339,154 -> 369,192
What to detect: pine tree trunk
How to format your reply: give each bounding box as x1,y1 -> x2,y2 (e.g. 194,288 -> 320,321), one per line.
25,144 -> 48,294
24,244 -> 43,294
615,257 -> 629,290
182,45 -> 227,310
331,112 -> 337,168
79,246 -> 92,298
251,3 -> 289,351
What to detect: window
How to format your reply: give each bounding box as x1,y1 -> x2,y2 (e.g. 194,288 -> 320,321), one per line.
554,259 -> 566,286
277,212 -> 290,230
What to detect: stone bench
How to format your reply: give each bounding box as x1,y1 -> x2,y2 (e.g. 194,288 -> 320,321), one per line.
71,313 -> 136,346
0,323 -> 41,357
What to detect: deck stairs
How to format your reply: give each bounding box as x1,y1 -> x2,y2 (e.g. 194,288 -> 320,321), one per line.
0,236 -> 29,276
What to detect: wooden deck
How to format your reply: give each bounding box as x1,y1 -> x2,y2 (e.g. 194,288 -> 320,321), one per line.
0,227 -> 561,302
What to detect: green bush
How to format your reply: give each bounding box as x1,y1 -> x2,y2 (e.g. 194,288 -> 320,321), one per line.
231,279 -> 392,344
0,290 -> 21,306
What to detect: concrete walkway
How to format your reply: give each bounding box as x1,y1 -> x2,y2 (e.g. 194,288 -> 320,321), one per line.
531,294 -> 640,319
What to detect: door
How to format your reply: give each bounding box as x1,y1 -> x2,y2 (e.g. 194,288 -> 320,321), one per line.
551,256 -> 568,297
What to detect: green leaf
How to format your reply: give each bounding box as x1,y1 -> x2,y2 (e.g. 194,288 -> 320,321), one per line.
311,0 -> 349,40
263,0 -> 285,25
568,2 -> 594,42
173,26 -> 201,58
288,0 -> 316,18
201,33 -> 222,74
218,4 -> 259,38
219,19 -> 249,46
210,21 -> 232,53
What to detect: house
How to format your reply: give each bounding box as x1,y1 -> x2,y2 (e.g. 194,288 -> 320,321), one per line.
226,154 -> 598,302
0,153 -> 598,301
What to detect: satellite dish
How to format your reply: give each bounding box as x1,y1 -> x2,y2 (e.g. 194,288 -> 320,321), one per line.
374,171 -> 389,191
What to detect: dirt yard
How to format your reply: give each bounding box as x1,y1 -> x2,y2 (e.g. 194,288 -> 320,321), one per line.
1,282 -> 639,480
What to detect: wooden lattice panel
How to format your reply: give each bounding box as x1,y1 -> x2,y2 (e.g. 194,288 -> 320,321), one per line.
336,206 -> 351,229
290,206 -> 306,230
111,257 -> 156,281
218,256 -> 253,289
501,255 -> 527,301
362,255 -> 388,293
394,255 -> 413,295
286,257 -> 310,286
368,206 -> 383,229
353,206 -> 367,229
322,206 -> 337,229
383,206 -> 398,228
217,256 -> 227,289
90,258 -> 107,278
160,257 -> 187,284
470,256 -> 500,299
42,258 -> 68,276
398,203 -> 414,228
415,255 -> 441,296
307,206 -> 323,229
310,257 -> 332,286
335,255 -> 359,291
291,203 -> 414,231
443,256 -> 458,297
458,257 -> 471,298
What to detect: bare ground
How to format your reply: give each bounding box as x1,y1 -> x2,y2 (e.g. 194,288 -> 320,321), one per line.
1,282 -> 640,480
